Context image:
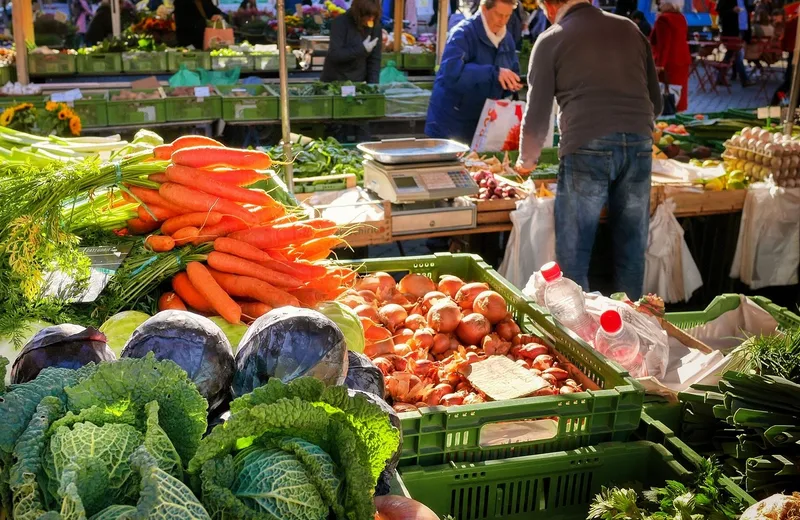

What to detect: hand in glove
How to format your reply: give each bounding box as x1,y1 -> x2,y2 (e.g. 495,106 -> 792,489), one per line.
363,36 -> 378,53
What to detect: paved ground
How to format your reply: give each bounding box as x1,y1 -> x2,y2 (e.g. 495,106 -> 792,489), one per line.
686,68 -> 784,114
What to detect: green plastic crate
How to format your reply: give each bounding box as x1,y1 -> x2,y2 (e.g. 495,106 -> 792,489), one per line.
0,94 -> 46,109
267,90 -> 333,120
121,51 -> 168,73
332,253 -> 643,467
398,441 -> 737,520
67,92 -> 108,128
332,93 -> 385,119
0,66 -> 12,84
167,51 -> 211,72
665,294 -> 800,331
251,53 -> 297,71
401,52 -> 435,70
164,89 -> 222,122
76,53 -> 123,74
382,52 -> 400,67
217,84 -> 278,121
211,54 -> 254,72
28,53 -> 76,76
106,90 -> 165,126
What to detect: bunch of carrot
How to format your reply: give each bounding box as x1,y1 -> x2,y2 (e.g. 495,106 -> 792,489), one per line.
125,135 -> 357,324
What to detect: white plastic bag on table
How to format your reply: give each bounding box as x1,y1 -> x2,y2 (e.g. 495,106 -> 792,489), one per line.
643,198 -> 703,303
499,192 -> 556,290
730,183 -> 800,290
584,294 -> 670,381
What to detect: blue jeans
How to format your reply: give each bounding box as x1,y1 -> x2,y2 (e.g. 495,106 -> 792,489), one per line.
555,133 -> 652,299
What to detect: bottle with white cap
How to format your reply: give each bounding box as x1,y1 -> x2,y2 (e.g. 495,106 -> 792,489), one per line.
541,261 -> 598,344
594,309 -> 647,377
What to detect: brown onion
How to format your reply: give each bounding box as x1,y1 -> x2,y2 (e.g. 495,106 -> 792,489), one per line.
495,318 -> 521,341
432,333 -> 451,355
354,304 -> 379,322
357,272 -> 395,293
440,393 -> 465,406
421,291 -> 447,314
424,383 -> 453,406
398,273 -> 437,300
378,303 -> 408,332
456,313 -> 492,346
455,282 -> 490,311
532,354 -> 554,371
427,299 -> 463,333
339,293 -> 367,309
394,344 -> 411,356
473,291 -> 508,324
404,314 -> 427,331
375,495 -> 439,520
438,275 -> 465,298
357,290 -> 377,303
412,328 -> 435,350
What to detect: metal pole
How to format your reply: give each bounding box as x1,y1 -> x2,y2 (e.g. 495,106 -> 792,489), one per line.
393,0 -> 404,52
111,0 -> 121,37
277,0 -> 294,193
782,16 -> 800,135
12,0 -> 31,84
436,0 -> 448,64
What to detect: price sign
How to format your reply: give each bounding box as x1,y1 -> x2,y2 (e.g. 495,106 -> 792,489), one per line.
194,86 -> 211,97
341,85 -> 356,97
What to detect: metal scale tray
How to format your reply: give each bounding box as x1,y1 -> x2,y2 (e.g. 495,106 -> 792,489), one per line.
357,138 -> 470,165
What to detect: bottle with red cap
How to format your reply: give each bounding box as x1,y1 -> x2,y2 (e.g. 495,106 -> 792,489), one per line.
594,309 -> 647,377
541,261 -> 598,344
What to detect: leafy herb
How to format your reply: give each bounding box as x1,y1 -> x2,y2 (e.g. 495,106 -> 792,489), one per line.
727,327 -> 800,382
264,137 -> 364,181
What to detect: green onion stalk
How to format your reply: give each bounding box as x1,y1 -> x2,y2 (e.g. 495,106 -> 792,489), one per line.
62,190 -> 139,234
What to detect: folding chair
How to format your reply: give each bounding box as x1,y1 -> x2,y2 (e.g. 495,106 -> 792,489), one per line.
692,42 -> 721,93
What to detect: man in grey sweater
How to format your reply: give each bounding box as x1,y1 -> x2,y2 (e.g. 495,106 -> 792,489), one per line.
517,0 -> 662,299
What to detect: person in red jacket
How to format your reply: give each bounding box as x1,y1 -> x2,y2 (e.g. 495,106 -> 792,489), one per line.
650,0 -> 692,112
772,12 -> 797,104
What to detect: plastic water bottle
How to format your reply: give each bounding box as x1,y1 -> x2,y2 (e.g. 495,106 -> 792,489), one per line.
532,270 -> 547,307
594,310 -> 647,377
541,262 -> 598,344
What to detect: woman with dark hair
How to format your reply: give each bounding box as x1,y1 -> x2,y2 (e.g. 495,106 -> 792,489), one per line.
321,0 -> 383,83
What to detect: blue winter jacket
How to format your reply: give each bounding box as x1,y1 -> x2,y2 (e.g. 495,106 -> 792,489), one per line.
425,13 -> 520,145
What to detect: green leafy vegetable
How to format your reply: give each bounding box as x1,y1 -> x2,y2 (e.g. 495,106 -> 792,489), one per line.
317,302 -> 365,354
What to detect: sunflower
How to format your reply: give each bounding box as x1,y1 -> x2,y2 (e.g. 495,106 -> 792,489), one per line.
16,103 -> 34,111
57,108 -> 69,120
45,101 -> 58,111
69,115 -> 81,136
0,108 -> 13,126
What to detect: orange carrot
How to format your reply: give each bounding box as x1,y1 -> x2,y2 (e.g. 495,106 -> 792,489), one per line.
290,288 -> 326,307
153,144 -> 174,160
207,169 -> 265,186
172,226 -> 200,246
238,301 -> 272,320
186,262 -> 242,324
229,223 -> 315,250
161,212 -> 224,236
148,173 -> 168,183
206,267 -> 300,308
270,214 -> 301,225
251,205 -> 285,224
293,237 -> 345,261
158,291 -> 187,311
276,260 -> 328,280
126,218 -> 160,235
171,135 -> 224,150
137,204 -> 180,223
172,272 -> 215,313
207,251 -> 303,289
165,164 -> 278,207
144,235 -> 175,252
126,185 -> 191,215
330,266 -> 358,286
304,219 -> 338,238
172,146 -> 272,170
213,237 -> 306,277
159,182 -> 258,224
304,273 -> 343,293
196,216 -> 251,241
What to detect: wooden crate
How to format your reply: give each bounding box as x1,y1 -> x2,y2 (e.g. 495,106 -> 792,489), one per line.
661,185 -> 746,217
471,197 -> 519,225
344,201 -> 392,247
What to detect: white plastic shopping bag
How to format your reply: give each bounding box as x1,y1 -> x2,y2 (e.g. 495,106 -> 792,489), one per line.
499,192 -> 556,289
730,183 -> 800,289
470,99 -> 556,153
643,198 -> 703,303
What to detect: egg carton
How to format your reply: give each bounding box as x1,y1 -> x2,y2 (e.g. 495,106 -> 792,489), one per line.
723,146 -> 800,171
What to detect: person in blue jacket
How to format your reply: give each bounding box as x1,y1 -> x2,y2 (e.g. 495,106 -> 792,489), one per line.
425,0 -> 522,146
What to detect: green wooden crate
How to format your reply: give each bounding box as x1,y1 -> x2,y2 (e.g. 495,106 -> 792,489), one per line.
28,53 -> 76,76
381,52 -> 400,67
106,90 -> 165,126
0,94 -> 46,109
167,51 -> 211,72
0,66 -> 13,84
251,53 -> 297,72
332,93 -> 385,119
121,51 -> 168,73
217,84 -> 278,121
76,53 -> 123,74
333,253 -> 644,467
68,92 -> 108,128
211,54 -> 254,72
164,88 -> 222,122
401,52 -> 435,70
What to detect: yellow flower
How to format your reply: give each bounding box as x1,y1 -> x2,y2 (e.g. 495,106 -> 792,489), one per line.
45,101 -> 58,111
69,116 -> 81,136
15,102 -> 33,111
58,109 -> 69,120
0,108 -> 13,126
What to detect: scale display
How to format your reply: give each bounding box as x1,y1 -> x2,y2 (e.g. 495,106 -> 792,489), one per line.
364,161 -> 479,203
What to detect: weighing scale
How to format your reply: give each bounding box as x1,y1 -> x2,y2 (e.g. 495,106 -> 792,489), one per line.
358,139 -> 480,235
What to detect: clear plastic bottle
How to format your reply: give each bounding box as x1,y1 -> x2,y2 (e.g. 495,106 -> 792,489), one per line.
594,310 -> 647,377
532,270 -> 547,307
542,262 -> 598,344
